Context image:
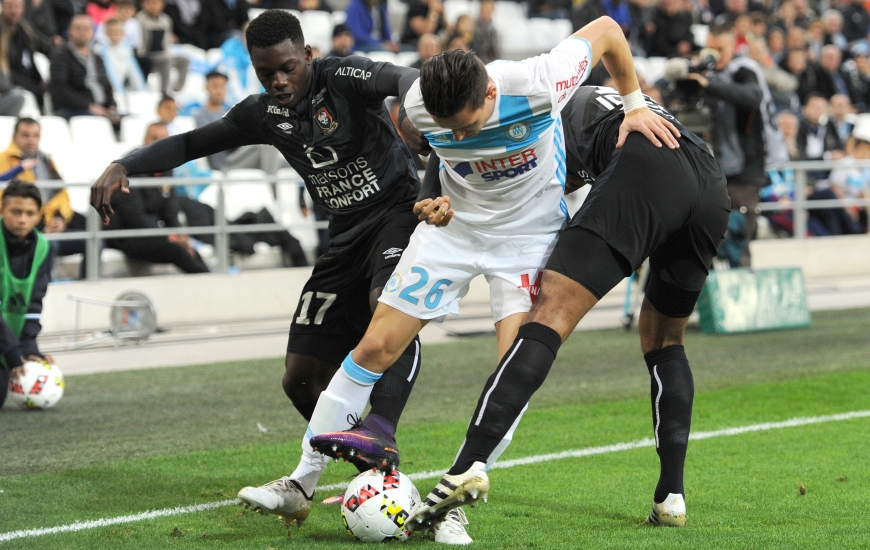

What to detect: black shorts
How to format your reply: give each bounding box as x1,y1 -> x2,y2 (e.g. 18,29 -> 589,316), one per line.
287,205 -> 420,365
548,133 -> 731,317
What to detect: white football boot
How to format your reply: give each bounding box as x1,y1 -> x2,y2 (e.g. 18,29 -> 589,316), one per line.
646,493 -> 687,527
238,477 -> 313,526
433,508 -> 473,545
409,461 -> 489,531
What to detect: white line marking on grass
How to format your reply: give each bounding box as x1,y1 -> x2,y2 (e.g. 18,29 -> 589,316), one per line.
3,409 -> 869,543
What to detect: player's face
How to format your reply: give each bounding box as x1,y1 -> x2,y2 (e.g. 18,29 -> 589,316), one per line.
251,39 -> 312,109
1,197 -> 41,239
431,80 -> 497,141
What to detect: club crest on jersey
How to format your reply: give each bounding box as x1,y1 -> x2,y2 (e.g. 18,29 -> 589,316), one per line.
504,122 -> 530,141
277,122 -> 294,134
384,273 -> 402,293
267,105 -> 291,117
315,107 -> 339,135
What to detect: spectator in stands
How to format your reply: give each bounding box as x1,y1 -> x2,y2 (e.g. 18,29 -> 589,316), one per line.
748,11 -> 767,41
326,24 -> 354,58
114,0 -> 142,49
214,21 -> 262,104
191,71 -> 232,169
798,92 -> 845,172
748,38 -> 799,112
445,33 -> 470,52
445,14 -> 475,51
819,45 -> 855,101
785,26 -> 807,55
86,0 -> 116,25
830,93 -> 856,144
840,0 -> 870,44
50,14 -> 121,127
572,0 -> 648,55
0,51 -> 28,117
344,0 -> 399,53
806,18 -> 826,61
410,33 -> 440,69
0,118 -> 87,274
528,0 -> 572,20
155,95 -> 185,135
822,9 -> 848,51
1,0 -> 54,109
828,115 -> 870,231
472,0 -> 499,63
136,0 -> 190,94
399,0 -> 445,50
24,0 -> 63,46
98,17 -> 148,94
767,27 -> 786,64
0,179 -> 53,409
202,0 -> 249,50
689,23 -> 788,266
778,110 -> 801,160
843,47 -> 870,111
647,0 -> 695,58
105,122 -> 210,273
782,47 -> 833,105
163,0 -> 207,49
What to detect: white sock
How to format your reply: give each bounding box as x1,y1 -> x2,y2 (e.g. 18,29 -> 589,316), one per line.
485,403 -> 528,470
290,352 -> 382,492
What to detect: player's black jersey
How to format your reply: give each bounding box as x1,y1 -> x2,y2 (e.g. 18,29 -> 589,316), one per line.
219,56 -> 420,243
561,86 -> 710,187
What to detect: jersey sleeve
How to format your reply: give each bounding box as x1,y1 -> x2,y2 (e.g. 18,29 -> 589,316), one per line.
329,55 -> 400,103
221,95 -> 271,143
530,36 -> 593,114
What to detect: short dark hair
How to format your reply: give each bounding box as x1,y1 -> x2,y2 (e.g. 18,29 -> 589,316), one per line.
246,9 -> 305,50
420,50 -> 488,119
332,23 -> 351,39
158,95 -> 175,106
13,117 -> 39,135
708,22 -> 733,37
205,70 -> 228,81
2,179 -> 42,210
804,91 -> 828,105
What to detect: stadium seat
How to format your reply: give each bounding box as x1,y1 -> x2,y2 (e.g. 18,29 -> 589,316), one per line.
551,19 -> 573,42
120,116 -> 149,148
33,52 -> 51,82
300,11 -> 333,52
395,52 -> 420,67
0,116 -> 15,143
645,57 -> 668,84
65,185 -> 91,213
176,72 -> 207,107
70,116 -> 117,149
38,116 -> 74,161
498,20 -> 532,59
173,115 -> 196,134
126,91 -> 162,118
274,168 -> 319,252
248,8 -> 266,21
223,169 -> 277,221
691,24 -> 709,48
527,18 -> 559,51
331,10 -> 346,26
206,48 -> 224,68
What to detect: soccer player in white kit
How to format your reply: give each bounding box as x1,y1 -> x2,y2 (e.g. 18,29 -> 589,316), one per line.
307,16 -> 680,543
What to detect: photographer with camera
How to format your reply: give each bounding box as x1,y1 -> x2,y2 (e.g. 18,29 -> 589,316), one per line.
681,23 -> 788,266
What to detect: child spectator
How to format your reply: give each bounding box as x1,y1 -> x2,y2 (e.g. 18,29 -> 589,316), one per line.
190,71 -> 232,169
214,21 -> 263,105
135,0 -> 189,93
97,0 -> 142,50
98,17 -> 148,93
155,95 -> 183,135
0,179 -> 53,409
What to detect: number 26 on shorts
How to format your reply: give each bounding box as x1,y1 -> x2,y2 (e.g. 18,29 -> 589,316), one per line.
398,267 -> 453,310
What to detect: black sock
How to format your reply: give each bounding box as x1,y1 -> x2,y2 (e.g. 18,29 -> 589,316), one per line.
296,400 -> 317,422
367,336 -> 422,433
449,323 -> 561,475
645,345 -> 694,503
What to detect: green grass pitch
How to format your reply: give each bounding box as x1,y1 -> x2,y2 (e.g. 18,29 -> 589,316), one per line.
2,308 -> 869,548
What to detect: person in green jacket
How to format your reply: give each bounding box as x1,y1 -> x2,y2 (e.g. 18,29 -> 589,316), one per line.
0,179 -> 53,409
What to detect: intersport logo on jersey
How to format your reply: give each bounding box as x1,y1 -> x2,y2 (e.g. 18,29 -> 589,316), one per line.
451,148 -> 538,182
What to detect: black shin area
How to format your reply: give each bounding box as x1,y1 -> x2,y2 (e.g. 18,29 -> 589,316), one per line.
283,353 -> 338,421
367,335 -> 422,436
449,323 -> 562,475
645,345 -> 694,503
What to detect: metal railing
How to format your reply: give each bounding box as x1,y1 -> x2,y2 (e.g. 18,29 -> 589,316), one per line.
760,159 -> 870,239
34,175 -> 326,280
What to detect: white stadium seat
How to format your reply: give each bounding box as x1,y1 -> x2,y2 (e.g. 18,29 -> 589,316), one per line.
126,91 -> 162,118
364,51 -> 397,64
274,168 -> 319,252
173,115 -> 196,134
395,51 -> 420,67
223,169 -> 276,221
120,116 -> 149,148
299,10 -> 333,52
0,116 -> 16,143
38,116 -> 74,161
691,24 -> 709,48
69,116 -> 116,149
444,0 -> 472,25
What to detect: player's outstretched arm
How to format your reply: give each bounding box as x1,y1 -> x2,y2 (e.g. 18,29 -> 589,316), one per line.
574,17 -> 681,149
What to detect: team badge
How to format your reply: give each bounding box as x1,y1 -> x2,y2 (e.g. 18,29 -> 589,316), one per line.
315,107 -> 339,135
504,122 -> 530,141
277,122 -> 293,134
384,273 -> 402,293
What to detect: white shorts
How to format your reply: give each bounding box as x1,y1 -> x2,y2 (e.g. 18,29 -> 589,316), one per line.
379,222 -> 558,323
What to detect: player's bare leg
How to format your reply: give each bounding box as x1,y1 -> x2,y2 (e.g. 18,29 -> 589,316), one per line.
638,296 -> 692,527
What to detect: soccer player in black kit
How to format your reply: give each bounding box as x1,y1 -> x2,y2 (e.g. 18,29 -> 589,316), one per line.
409,82 -> 730,530
90,10 -> 426,528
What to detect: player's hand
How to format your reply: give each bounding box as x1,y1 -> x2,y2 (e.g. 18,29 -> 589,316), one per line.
400,117 -> 431,156
413,196 -> 454,226
43,216 -> 66,234
91,162 -> 130,225
617,107 -> 681,150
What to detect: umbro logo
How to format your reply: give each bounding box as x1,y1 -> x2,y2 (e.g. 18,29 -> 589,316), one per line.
277,122 -> 293,134
382,247 -> 403,259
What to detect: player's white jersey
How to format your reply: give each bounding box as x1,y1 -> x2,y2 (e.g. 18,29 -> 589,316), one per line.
404,37 -> 593,235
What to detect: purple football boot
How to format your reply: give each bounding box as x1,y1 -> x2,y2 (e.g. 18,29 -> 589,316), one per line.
310,414 -> 400,473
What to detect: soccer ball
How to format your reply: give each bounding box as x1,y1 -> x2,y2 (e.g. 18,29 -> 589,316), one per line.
7,360 -> 64,409
341,469 -> 420,542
